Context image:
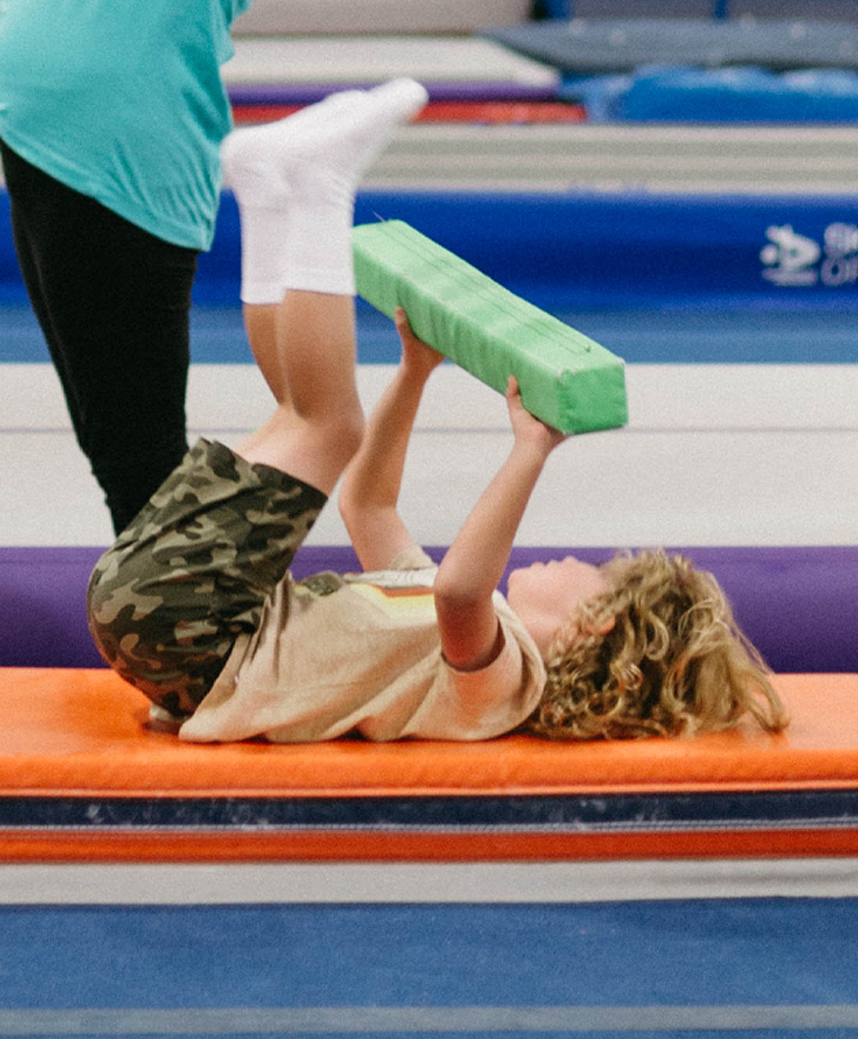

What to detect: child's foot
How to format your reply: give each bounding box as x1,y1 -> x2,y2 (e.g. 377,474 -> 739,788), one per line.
147,702 -> 186,734
223,78 -> 428,209
222,89 -> 363,203
225,79 -> 427,301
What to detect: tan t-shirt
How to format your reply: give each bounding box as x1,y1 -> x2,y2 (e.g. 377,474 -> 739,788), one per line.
179,546 -> 546,743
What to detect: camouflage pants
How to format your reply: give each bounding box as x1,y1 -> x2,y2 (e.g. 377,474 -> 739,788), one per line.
87,439 -> 327,718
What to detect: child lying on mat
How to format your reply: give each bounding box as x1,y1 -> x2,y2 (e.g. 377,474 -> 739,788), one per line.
86,80 -> 786,743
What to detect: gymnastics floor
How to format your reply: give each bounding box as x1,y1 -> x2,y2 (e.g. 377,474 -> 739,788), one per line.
2,167 -> 857,1036
2,298 -> 855,549
3,293 -> 856,1036
1,896 -> 858,1037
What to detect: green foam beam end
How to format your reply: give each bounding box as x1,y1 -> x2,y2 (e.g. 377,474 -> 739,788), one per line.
353,220 -> 628,434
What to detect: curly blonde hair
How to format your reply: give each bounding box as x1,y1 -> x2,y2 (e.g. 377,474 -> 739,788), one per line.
526,550 -> 788,740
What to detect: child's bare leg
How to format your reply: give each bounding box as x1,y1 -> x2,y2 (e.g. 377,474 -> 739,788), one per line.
242,304 -> 287,405
236,292 -> 362,495
222,79 -> 428,493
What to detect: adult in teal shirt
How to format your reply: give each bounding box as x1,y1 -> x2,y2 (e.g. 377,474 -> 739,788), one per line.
0,0 -> 254,533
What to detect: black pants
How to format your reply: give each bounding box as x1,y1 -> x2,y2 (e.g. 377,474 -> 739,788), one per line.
0,138 -> 199,534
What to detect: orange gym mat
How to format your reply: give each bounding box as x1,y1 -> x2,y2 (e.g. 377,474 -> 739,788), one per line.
1,668 -> 857,863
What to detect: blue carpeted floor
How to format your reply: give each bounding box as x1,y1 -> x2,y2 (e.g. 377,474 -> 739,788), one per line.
2,301 -> 855,366
1,899 -> 857,1035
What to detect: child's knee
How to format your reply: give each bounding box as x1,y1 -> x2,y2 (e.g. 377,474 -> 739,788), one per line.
86,548 -> 161,673
319,406 -> 364,474
338,407 -> 365,460
87,556 -> 220,716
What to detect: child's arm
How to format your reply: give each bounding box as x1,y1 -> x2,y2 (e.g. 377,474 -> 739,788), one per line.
433,379 -> 567,672
338,308 -> 444,571
340,308 -> 567,674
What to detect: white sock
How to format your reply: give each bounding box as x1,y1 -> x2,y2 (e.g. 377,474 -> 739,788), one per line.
222,79 -> 428,303
222,91 -> 363,303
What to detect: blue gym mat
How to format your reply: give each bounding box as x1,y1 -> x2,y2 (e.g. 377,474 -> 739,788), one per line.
4,300 -> 854,366
1,899 -> 857,1035
3,188 -> 857,364
562,66 -> 858,124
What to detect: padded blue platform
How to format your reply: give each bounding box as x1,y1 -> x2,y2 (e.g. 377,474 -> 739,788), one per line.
562,66 -> 858,122
3,544 -> 857,673
206,191 -> 858,316
483,19 -> 858,74
3,189 -> 858,319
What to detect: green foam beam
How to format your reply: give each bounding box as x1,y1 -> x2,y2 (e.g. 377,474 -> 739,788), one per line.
352,220 -> 628,434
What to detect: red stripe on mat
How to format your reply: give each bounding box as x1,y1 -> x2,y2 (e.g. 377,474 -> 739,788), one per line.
2,828 -> 857,864
232,101 -> 586,125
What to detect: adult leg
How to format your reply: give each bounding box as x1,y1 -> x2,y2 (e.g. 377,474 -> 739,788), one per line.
0,139 -> 195,534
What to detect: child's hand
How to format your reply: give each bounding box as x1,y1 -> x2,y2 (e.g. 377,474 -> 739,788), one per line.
505,376 -> 568,458
395,307 -> 444,381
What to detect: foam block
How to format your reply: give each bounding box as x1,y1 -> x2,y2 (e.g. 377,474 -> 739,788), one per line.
352,220 -> 628,434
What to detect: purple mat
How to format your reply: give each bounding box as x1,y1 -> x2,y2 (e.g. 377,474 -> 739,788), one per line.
1,545 -> 856,673
228,81 -> 559,106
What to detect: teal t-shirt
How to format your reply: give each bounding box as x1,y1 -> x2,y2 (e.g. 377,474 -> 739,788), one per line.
0,0 -> 252,250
